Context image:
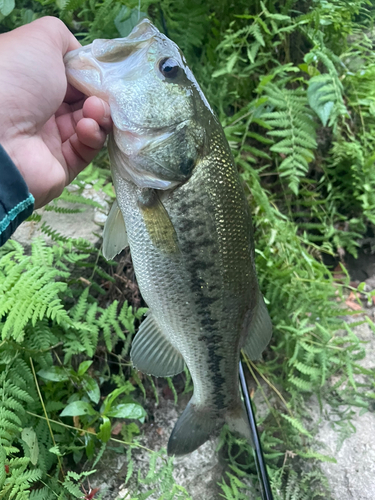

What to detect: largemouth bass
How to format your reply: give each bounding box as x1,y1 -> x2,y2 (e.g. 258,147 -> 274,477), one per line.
64,19 -> 272,456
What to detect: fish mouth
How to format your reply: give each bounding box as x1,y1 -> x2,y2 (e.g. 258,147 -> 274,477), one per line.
64,18 -> 158,64
64,19 -> 160,98
92,19 -> 158,62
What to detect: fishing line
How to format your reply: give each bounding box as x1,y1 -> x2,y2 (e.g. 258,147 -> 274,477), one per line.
239,360 -> 274,500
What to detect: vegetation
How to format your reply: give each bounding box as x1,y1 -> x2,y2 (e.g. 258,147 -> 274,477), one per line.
1,0 -> 375,499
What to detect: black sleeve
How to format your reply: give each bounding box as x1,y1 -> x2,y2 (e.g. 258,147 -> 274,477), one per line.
0,144 -> 34,247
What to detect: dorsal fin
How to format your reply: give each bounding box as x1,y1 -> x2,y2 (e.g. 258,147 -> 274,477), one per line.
242,293 -> 272,360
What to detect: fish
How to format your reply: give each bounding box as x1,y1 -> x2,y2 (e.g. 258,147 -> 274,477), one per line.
64,19 -> 272,456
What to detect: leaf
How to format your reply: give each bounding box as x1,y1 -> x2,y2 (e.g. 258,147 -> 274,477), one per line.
298,450 -> 337,463
106,403 -> 147,422
280,413 -> 312,438
60,401 -> 97,417
114,6 -> 147,37
97,416 -> 111,442
21,428 -> 39,465
82,375 -> 101,404
102,385 -> 134,413
226,52 -> 238,73
261,83 -> 317,193
49,445 -> 62,456
77,360 -> 93,376
37,366 -> 70,382
0,0 -> 15,16
308,76 -> 335,126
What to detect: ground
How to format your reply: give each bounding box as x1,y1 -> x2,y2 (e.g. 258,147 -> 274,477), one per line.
12,191 -> 375,499
312,316 -> 375,500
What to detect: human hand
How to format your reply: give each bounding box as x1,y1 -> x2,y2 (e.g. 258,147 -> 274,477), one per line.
0,16 -> 112,209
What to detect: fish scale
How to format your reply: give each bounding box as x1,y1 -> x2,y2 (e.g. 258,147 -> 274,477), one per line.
112,127 -> 254,415
64,18 -> 272,456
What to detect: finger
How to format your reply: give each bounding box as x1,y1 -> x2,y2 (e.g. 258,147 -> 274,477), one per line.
83,96 -> 112,132
65,83 -> 85,105
56,107 -> 84,143
55,100 -> 84,119
76,117 -> 107,150
61,133 -> 104,183
56,97 -> 111,143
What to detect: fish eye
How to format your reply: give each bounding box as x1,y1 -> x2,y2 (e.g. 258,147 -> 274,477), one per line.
159,58 -> 180,79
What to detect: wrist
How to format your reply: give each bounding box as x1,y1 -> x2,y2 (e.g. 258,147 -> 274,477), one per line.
0,143 -> 34,246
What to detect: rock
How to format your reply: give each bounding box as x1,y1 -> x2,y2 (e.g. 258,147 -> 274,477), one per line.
316,410 -> 375,500
11,183 -> 110,247
311,315 -> 375,499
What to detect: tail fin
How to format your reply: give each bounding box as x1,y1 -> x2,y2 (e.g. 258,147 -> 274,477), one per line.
167,400 -> 219,456
167,400 -> 252,456
225,405 -> 252,444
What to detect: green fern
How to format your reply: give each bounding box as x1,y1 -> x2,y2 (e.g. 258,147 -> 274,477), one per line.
136,449 -> 192,499
0,241 -> 72,341
261,83 -> 317,194
218,472 -> 252,500
0,234 -> 149,499
158,0 -> 208,59
280,414 -> 312,438
62,0 -> 85,13
44,205 -> 85,214
306,48 -> 349,130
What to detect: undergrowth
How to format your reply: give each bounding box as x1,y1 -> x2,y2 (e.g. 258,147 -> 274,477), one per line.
1,0 -> 375,499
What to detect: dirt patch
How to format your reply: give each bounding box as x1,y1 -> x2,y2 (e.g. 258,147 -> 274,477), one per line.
88,395 -> 242,499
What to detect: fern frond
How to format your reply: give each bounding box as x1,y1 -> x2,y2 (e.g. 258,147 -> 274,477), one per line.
40,222 -> 70,243
70,287 -> 90,322
288,375 -> 313,392
61,0 -> 85,12
280,413 -> 312,438
261,83 -> 317,194
44,205 -> 85,214
293,361 -> 321,380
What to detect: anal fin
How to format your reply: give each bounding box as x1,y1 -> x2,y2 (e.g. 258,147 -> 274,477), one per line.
242,293 -> 272,360
130,314 -> 185,377
102,199 -> 128,260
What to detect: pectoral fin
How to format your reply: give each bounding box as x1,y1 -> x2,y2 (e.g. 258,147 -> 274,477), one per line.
138,189 -> 179,255
102,200 -> 128,260
242,293 -> 272,360
131,314 -> 185,377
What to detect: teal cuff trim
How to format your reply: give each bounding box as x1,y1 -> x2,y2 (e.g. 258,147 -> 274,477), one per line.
0,193 -> 35,233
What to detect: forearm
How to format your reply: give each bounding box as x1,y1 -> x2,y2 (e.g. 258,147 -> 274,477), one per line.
0,144 -> 34,247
